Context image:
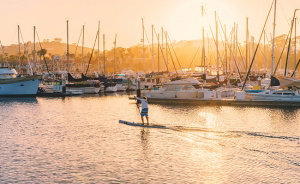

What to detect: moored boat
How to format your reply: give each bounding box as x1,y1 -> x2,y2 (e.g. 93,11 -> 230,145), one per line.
0,67 -> 41,96
142,78 -> 217,99
245,88 -> 300,101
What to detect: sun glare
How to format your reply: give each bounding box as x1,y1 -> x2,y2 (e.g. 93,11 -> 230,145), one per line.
198,112 -> 217,129
161,0 -> 247,43
163,1 -> 202,41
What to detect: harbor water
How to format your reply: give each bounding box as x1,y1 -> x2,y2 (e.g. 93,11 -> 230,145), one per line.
0,94 -> 299,183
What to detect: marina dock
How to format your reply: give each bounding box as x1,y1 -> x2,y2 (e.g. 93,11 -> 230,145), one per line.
145,97 -> 300,107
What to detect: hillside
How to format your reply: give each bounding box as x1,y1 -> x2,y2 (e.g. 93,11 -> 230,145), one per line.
2,41 -> 93,57
1,35 -> 296,74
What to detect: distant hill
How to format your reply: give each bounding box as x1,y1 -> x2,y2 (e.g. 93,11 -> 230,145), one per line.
2,41 -> 93,57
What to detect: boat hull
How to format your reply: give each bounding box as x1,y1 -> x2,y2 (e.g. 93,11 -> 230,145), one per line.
67,87 -> 100,94
245,92 -> 300,101
246,95 -> 300,101
101,86 -> 117,93
0,76 -> 41,96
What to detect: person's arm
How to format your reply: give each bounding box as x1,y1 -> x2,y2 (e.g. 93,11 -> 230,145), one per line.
135,96 -> 142,100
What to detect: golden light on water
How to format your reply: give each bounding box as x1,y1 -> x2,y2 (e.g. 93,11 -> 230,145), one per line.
198,111 -> 217,129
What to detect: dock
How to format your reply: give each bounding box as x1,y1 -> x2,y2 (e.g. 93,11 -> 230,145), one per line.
144,97 -> 300,107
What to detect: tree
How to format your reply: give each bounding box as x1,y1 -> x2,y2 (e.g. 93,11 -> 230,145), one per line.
48,53 -> 52,59
53,38 -> 62,43
8,55 -> 18,62
20,54 -> 26,62
69,53 -> 75,59
37,49 -> 47,61
273,34 -> 288,49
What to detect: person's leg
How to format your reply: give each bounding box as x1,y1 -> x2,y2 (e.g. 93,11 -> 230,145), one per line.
141,116 -> 144,124
146,116 -> 149,124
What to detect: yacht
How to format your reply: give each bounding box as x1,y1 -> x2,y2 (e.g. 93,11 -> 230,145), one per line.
245,88 -> 300,101
0,67 -> 41,96
142,78 -> 216,99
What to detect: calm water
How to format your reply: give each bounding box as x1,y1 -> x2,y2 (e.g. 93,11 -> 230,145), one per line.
0,94 -> 299,183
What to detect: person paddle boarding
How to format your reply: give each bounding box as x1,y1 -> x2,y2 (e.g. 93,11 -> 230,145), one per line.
135,96 -> 149,125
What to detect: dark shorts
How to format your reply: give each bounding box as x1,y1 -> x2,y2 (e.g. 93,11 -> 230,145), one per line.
141,108 -> 148,117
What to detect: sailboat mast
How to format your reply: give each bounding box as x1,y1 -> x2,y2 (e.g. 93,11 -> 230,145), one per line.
113,34 -> 117,77
294,17 -> 297,78
201,5 -> 206,84
82,25 -> 85,73
246,17 -> 249,72
67,20 -> 69,64
264,29 -> 267,76
161,27 -> 164,72
202,27 -> 206,86
224,24 -> 227,75
103,34 -> 106,75
284,9 -> 298,76
142,18 -> 145,73
165,30 -> 168,73
33,26 -> 36,64
98,21 -> 100,74
235,24 -> 239,72
233,22 -> 236,72
18,25 -> 21,72
152,25 -> 154,72
158,33 -> 160,72
215,11 -> 219,82
207,33 -> 210,67
271,0 -> 277,76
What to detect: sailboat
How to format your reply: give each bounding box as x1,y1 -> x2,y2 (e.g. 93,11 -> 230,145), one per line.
245,1 -> 300,101
66,22 -> 101,94
0,26 -> 41,96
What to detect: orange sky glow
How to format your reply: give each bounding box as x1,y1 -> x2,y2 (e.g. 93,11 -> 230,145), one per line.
0,0 -> 299,49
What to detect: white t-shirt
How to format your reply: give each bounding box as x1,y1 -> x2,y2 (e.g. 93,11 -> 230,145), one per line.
137,97 -> 148,109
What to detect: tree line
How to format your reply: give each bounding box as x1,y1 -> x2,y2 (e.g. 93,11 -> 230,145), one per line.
0,34 -> 299,75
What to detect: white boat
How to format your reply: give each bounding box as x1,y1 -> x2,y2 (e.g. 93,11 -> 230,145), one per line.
115,83 -> 127,92
245,89 -> 300,101
111,78 -> 128,92
243,1 -> 300,102
216,86 -> 236,97
101,82 -> 117,93
142,78 -> 216,99
0,67 -> 41,96
66,73 -> 101,94
104,86 -> 117,93
42,72 -> 100,94
66,81 -> 101,94
38,80 -> 83,96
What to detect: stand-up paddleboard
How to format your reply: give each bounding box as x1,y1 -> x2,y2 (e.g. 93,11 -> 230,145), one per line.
119,120 -> 167,129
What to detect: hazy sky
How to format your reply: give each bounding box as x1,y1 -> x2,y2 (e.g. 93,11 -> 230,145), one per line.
0,0 -> 299,49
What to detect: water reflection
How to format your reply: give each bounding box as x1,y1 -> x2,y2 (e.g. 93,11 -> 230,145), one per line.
140,128 -> 150,160
198,112 -> 217,129
0,97 -> 38,104
0,95 -> 299,183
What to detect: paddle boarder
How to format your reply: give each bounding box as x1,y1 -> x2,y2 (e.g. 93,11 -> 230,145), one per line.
135,96 -> 149,125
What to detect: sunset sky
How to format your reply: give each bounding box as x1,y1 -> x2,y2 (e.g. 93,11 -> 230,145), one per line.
0,0 -> 299,49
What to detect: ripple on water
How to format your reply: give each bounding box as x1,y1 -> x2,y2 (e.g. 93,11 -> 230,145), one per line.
0,95 -> 299,183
